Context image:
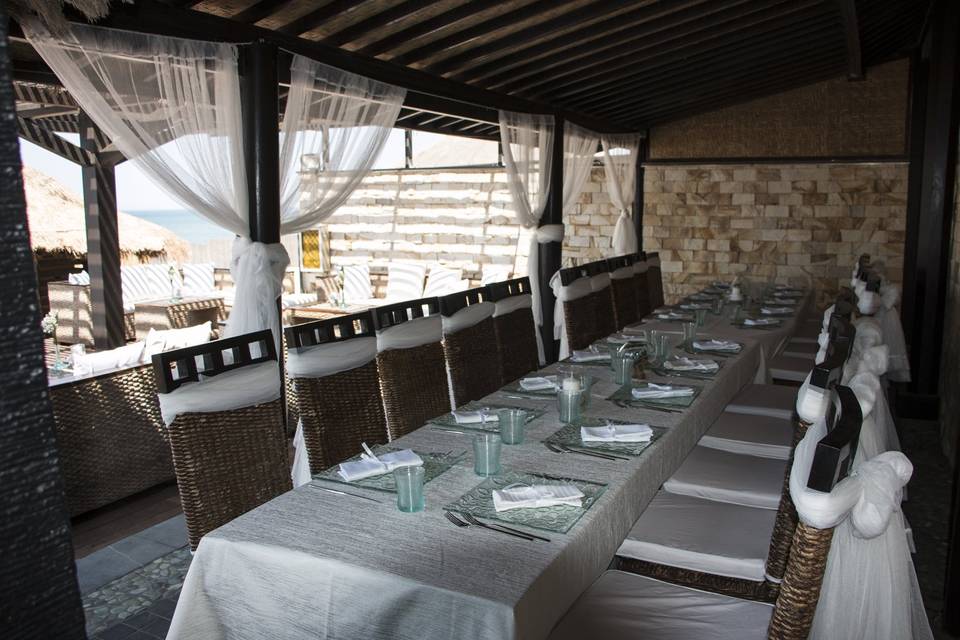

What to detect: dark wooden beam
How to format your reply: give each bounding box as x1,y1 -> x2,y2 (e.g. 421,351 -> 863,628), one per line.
404,128 -> 412,168
837,0 -> 865,80
389,0 -> 585,67
231,0 -> 290,24
17,115 -> 93,165
634,134 -> 647,251
12,79 -> 77,108
279,1 -> 366,37
240,42 -> 281,244
323,0 -> 436,47
79,112 -> 125,349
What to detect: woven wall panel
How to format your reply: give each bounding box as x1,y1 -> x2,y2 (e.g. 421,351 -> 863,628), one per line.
649,59 -> 910,160
0,11 -> 86,639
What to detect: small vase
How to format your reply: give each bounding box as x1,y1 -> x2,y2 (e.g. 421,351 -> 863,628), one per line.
52,338 -> 66,372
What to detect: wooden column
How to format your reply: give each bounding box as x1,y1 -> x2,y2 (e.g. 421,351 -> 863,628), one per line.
241,41 -> 281,244
901,0 -> 959,403
537,115 -> 564,364
79,112 -> 125,349
0,12 -> 86,636
633,133 -> 648,251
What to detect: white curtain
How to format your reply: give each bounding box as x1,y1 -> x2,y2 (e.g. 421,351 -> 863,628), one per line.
601,133 -> 643,255
24,21 -> 290,342
279,54 -> 405,234
562,122 -> 599,217
499,110 -> 555,363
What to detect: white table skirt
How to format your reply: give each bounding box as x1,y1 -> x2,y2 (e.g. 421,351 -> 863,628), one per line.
167,298 -> 809,640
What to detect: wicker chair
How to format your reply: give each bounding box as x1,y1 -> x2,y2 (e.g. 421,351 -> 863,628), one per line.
587,260 -> 617,339
632,253 -> 652,319
549,384 -> 868,640
646,251 -> 665,309
486,277 -> 539,383
440,287 -> 501,406
557,265 -> 599,355
285,311 -> 388,475
152,330 -> 290,550
373,297 -> 450,440
49,363 -> 173,517
607,255 -> 638,329
48,281 -> 136,345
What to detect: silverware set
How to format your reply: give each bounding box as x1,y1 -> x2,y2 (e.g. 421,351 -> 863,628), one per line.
545,441 -> 629,461
444,511 -> 550,542
306,484 -> 384,504
612,398 -> 682,414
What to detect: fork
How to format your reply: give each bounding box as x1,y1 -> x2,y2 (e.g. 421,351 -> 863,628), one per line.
462,513 -> 551,543
444,511 -> 536,541
546,441 -> 625,461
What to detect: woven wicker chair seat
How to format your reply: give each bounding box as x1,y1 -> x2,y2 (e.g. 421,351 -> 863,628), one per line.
648,265 -> 665,309
294,360 -> 389,474
633,273 -> 652,319
49,365 -> 173,516
611,278 -> 638,329
443,316 -> 502,406
563,295 -> 599,353
593,288 -> 617,338
492,307 -> 539,384
166,398 -> 291,550
377,341 -> 451,440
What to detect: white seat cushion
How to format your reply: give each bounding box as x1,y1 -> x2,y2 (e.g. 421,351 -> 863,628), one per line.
768,354 -> 812,382
181,263 -> 216,297
617,491 -> 776,581
663,446 -> 787,509
385,262 -> 427,300
342,264 -> 373,301
699,411 -> 794,460
281,292 -> 319,309
423,266 -> 464,296
548,571 -> 771,640
725,383 -> 796,421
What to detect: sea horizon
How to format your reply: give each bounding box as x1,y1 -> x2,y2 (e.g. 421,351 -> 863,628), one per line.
126,208 -> 233,245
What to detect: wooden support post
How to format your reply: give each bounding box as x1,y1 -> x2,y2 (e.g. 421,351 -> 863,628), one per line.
79,112 -> 125,349
241,41 -> 281,244
634,133 -> 648,251
537,115 -> 564,364
404,128 -> 413,168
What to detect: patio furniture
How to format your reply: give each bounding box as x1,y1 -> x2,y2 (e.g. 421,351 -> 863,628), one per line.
632,254 -> 652,319
486,276 -> 539,383
440,287 -> 501,406
384,262 -> 427,301
480,264 -> 513,285
588,260 -> 616,338
284,311 -> 388,486
555,264 -> 599,359
288,301 -> 373,324
47,281 -> 136,345
152,330 -> 290,551
372,297 -> 449,440
647,252 -> 665,309
424,265 -> 468,297
134,296 -> 225,341
49,360 -> 173,517
342,263 -> 373,301
608,255 -> 638,329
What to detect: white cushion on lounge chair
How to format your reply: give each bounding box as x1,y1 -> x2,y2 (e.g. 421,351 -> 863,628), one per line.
342,264 -> 373,301
548,571 -> 772,640
768,354 -> 812,382
424,266 -> 464,296
699,411 -> 794,460
144,321 -> 213,358
481,264 -> 512,285
182,263 -> 216,296
663,446 -> 787,510
725,383 -> 796,421
617,491 -> 776,581
281,292 -> 318,309
385,262 -> 427,300
73,341 -> 147,375
121,264 -> 170,303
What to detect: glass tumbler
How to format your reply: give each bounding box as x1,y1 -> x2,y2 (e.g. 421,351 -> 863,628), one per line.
498,408 -> 528,445
473,433 -> 502,476
695,308 -> 708,327
393,466 -> 425,513
682,322 -> 696,345
558,388 -> 582,424
611,351 -> 637,385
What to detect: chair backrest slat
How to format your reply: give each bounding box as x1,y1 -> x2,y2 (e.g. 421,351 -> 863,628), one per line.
438,286 -> 487,317
284,310 -> 375,350
808,385 -> 864,492
485,276 -> 531,302
152,329 -> 276,394
371,297 -> 440,331
558,265 -> 591,286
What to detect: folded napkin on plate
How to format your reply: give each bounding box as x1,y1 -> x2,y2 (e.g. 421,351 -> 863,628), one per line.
663,357 -> 720,372
520,376 -> 557,391
631,383 -> 694,399
679,303 -> 710,311
656,312 -> 692,320
571,350 -> 610,362
761,306 -> 793,314
452,409 -> 498,424
622,325 -> 648,336
492,484 -> 584,512
581,423 -> 653,443
338,449 -> 423,482
744,317 -> 779,326
764,298 -> 797,306
692,339 -> 740,352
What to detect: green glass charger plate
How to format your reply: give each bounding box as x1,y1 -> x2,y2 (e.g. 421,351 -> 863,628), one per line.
315,448 -> 465,493
502,376 -> 559,397
445,471 -> 607,534
651,356 -> 723,380
544,419 -> 666,456
429,402 -> 547,431
682,339 -> 744,358
607,381 -> 702,409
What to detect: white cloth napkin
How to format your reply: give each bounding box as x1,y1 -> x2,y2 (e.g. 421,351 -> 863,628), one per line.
679,303 -> 710,310
692,339 -> 740,352
519,376 -> 557,391
761,306 -> 792,314
744,317 -> 779,326
452,410 -> 498,424
571,350 -> 610,362
338,449 -> 423,482
581,423 -> 653,442
492,484 -> 584,512
631,383 -> 694,399
663,357 -> 720,372
656,312 -> 691,320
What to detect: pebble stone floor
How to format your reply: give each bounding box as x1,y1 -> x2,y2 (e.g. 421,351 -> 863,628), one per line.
78,417 -> 957,639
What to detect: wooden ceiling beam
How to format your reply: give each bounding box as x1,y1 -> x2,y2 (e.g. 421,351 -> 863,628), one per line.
322,0 -> 437,48
231,0 -> 291,25
837,0 -> 865,80
278,1 -> 366,37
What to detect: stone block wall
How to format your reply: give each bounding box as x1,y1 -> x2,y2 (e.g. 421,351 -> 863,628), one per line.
642,162 -> 908,306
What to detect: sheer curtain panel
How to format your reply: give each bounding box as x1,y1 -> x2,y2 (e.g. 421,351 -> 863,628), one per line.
601,133 -> 643,255
499,110 -> 555,363
279,54 -> 405,234
562,122 -> 599,216
23,22 -> 293,342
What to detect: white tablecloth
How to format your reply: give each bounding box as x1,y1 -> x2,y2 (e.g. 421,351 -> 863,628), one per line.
166,298 -> 808,640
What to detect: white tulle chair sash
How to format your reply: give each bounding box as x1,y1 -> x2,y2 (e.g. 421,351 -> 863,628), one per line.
441,302 -> 495,335
376,315 -> 442,352
551,275 -> 594,361
157,361 -> 282,426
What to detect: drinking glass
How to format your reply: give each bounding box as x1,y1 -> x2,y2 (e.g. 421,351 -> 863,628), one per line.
558,388 -> 582,424
393,466 -> 425,513
682,322 -> 696,345
695,308 -> 708,327
611,351 -> 637,385
498,408 -> 528,445
473,433 -> 502,476
649,330 -> 661,362
658,334 -> 671,360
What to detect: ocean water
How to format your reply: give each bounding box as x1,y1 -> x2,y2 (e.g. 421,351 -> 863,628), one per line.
126,209 -> 233,244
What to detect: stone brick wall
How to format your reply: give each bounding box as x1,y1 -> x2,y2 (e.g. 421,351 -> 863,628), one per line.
642,162 -> 908,306
941,149 -> 960,463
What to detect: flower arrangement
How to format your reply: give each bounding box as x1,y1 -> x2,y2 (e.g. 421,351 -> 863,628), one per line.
41,310 -> 58,336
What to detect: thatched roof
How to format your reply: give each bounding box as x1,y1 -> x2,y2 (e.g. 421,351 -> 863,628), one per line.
23,166 -> 190,262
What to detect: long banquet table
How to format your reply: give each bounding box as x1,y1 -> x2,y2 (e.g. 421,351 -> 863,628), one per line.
167,294 -> 812,640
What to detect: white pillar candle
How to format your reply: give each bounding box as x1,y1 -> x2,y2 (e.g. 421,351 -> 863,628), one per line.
562,377 -> 582,392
